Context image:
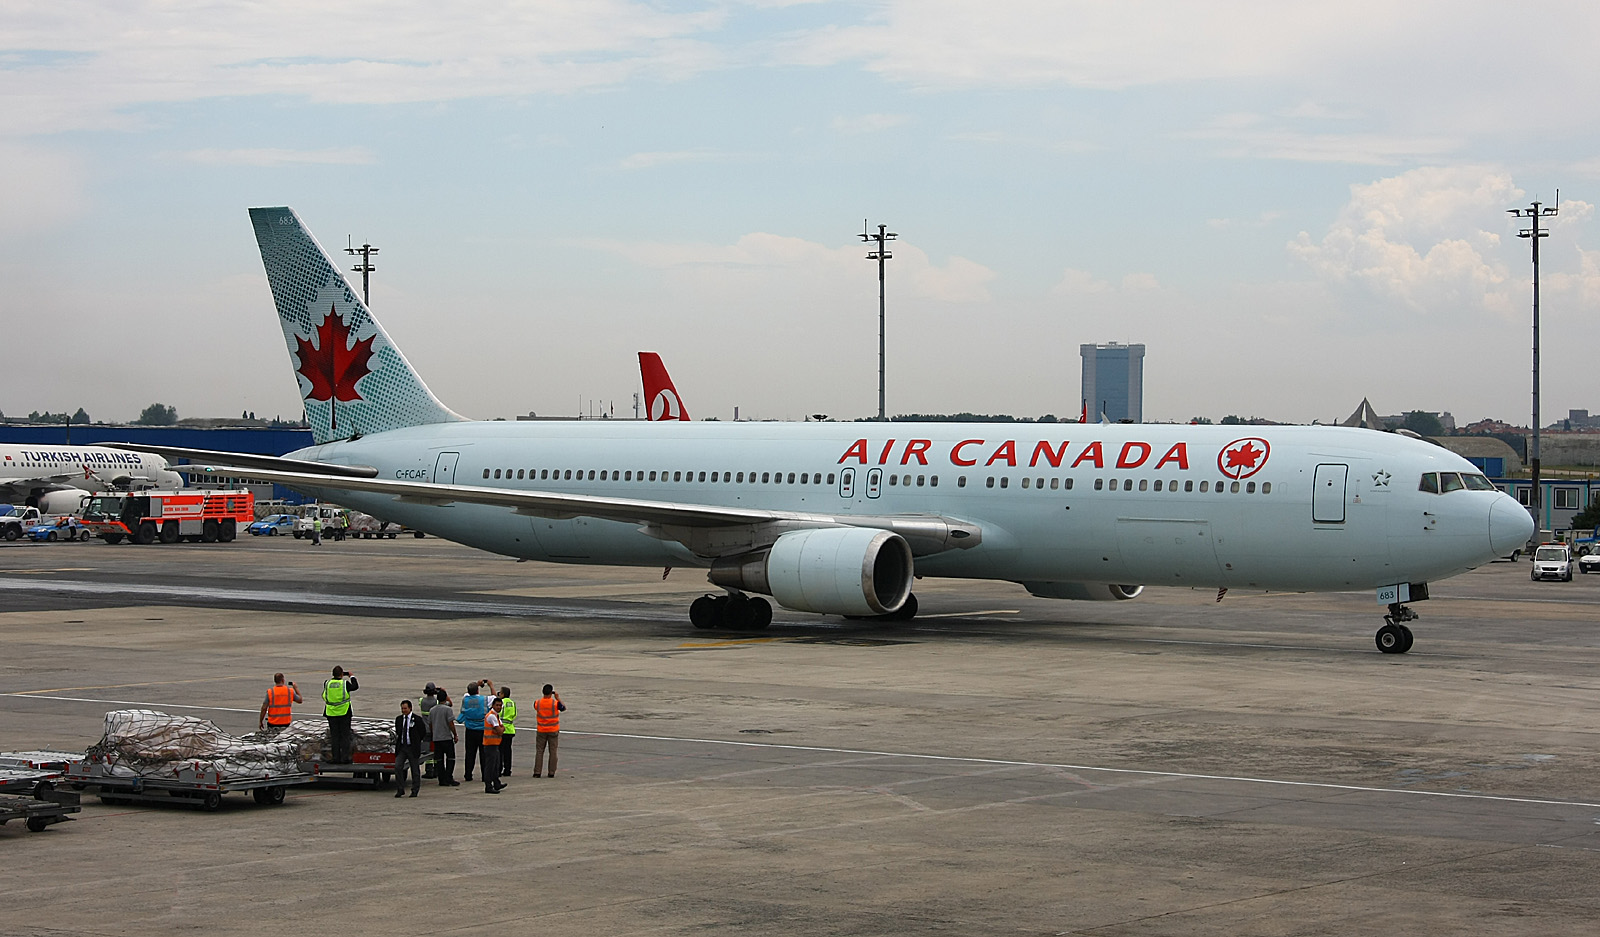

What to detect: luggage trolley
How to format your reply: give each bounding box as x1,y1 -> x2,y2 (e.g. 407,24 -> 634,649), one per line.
66,758 -> 312,811
0,768 -> 81,833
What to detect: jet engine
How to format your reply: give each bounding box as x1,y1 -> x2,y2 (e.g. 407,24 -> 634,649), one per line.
1020,581 -> 1144,601
36,489 -> 90,515
709,527 -> 914,617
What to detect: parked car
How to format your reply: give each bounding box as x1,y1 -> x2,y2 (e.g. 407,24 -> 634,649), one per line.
247,514 -> 297,536
1578,551 -> 1600,575
25,517 -> 91,542
1530,543 -> 1573,582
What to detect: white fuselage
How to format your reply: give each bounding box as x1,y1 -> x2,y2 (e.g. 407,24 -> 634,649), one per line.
0,445 -> 184,501
285,421 -> 1529,593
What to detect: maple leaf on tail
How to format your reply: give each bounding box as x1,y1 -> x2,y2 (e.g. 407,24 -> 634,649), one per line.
295,306 -> 375,403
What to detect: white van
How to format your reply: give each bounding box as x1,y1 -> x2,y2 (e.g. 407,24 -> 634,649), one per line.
1530,543 -> 1573,582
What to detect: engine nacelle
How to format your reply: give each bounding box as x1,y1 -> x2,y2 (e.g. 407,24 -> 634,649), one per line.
37,489 -> 90,515
1021,581 -> 1144,601
709,527 -> 914,617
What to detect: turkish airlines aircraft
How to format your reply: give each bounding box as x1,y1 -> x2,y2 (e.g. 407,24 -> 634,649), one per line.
639,352 -> 691,421
0,445 -> 184,511
126,207 -> 1534,654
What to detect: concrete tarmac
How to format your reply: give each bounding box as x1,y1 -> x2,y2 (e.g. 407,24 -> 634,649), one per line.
2,535 -> 1599,935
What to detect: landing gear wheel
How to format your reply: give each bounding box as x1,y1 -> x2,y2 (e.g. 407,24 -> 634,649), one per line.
1397,624 -> 1414,653
690,595 -> 718,629
720,594 -> 750,629
202,519 -> 219,543
1376,623 -> 1409,654
136,522 -> 157,545
747,597 -> 772,629
890,593 -> 919,621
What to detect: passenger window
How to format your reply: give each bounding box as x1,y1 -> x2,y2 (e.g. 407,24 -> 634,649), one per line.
986,477 -> 995,488
762,472 -> 770,483
957,476 -> 966,487
624,471 -> 632,481
1063,478 -> 1073,490
1138,479 -> 1148,491
1419,473 -> 1439,494
516,469 -> 524,480
1169,480 -> 1177,491
800,473 -> 809,484
1021,477 -> 1030,489
598,471 -> 606,481
827,473 -> 836,484
588,470 -> 596,481
917,475 -> 925,487
1439,473 -> 1464,493
699,472 -> 707,482
1262,482 -> 1272,494
1050,478 -> 1059,490
1154,480 -> 1162,491
483,469 -> 490,478
1246,481 -> 1256,493
1199,481 -> 1208,492
1230,481 -> 1241,493
889,474 -> 898,486
494,469 -> 501,479
1000,477 -> 1009,489
670,471 -> 679,482
1094,478 -> 1103,490
1184,480 -> 1193,492
930,476 -> 939,487
788,473 -> 796,484
647,471 -> 656,481
737,472 -> 745,482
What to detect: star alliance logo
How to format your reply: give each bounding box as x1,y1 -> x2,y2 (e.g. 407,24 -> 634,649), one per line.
1372,470 -> 1392,487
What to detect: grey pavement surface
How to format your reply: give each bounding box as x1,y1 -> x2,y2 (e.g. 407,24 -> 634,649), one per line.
2,534 -> 1599,935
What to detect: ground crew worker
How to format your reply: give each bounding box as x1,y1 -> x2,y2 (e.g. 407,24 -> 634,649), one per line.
497,686 -> 517,777
481,697 -> 505,793
532,683 -> 565,778
429,690 -> 459,786
323,665 -> 359,763
455,682 -> 487,782
419,683 -> 438,778
311,515 -> 323,546
258,673 -> 302,733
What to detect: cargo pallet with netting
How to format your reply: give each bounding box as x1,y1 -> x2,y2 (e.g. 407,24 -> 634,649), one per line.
65,759 -> 310,811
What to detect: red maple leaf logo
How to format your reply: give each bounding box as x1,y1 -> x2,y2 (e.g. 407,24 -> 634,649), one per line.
295,306 -> 374,404
1217,437 -> 1270,479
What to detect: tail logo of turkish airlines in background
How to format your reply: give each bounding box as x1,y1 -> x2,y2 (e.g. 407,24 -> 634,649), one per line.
1218,437 -> 1270,480
638,352 -> 691,422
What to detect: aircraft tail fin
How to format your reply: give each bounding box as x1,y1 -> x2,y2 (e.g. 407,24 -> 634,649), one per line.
249,207 -> 465,444
638,352 -> 691,421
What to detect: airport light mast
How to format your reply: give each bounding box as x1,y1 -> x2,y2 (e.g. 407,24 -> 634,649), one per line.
1508,193 -> 1558,528
345,237 -> 380,305
860,220 -> 896,420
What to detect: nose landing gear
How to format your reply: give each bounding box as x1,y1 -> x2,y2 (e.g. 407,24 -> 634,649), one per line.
1376,603 -> 1416,654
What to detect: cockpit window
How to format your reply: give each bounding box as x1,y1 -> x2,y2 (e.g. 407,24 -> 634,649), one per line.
1462,474 -> 1495,491
1418,473 -> 1438,494
1439,473 -> 1464,493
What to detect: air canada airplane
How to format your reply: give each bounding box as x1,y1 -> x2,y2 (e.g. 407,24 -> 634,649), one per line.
0,445 -> 184,511
122,207 -> 1534,654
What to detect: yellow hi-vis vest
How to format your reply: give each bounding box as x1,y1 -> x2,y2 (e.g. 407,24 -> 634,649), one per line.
500,698 -> 517,735
323,678 -> 351,717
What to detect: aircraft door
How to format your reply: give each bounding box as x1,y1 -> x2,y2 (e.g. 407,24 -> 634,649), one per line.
433,452 -> 460,485
1313,463 -> 1348,524
866,468 -> 882,499
839,467 -> 855,499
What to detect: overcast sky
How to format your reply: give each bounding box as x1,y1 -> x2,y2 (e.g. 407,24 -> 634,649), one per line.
5,1 -> 1599,426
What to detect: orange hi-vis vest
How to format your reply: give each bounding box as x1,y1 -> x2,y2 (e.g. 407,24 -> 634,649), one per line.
484,713 -> 504,746
534,697 -> 560,732
266,684 -> 294,726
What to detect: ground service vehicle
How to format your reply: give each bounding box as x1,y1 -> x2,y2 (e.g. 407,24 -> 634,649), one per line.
80,489 -> 254,544
1579,552 -> 1600,574
1530,543 -> 1573,581
25,517 -> 92,541
294,505 -> 348,539
0,506 -> 44,540
247,513 -> 297,536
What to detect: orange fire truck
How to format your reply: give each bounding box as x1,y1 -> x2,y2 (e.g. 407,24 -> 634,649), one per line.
80,489 -> 255,544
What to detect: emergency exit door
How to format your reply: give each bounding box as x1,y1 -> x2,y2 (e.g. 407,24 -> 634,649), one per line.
433,452 -> 459,485
1312,463 -> 1348,524
838,467 -> 855,499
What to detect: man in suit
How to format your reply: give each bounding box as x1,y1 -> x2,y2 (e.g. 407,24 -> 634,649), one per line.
394,699 -> 428,798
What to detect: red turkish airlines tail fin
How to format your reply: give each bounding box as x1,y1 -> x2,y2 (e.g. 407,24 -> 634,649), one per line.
639,352 -> 691,421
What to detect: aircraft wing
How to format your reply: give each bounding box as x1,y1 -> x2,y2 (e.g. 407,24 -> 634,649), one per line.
165,460 -> 981,556
100,444 -> 379,478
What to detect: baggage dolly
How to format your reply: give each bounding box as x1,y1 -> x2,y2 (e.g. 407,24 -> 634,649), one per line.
0,768 -> 81,832
301,750 -> 397,788
65,759 -> 312,811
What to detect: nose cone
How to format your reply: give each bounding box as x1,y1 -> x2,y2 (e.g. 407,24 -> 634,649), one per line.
1490,497 -> 1536,557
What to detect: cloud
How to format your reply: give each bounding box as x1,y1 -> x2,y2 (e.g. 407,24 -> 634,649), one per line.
0,141 -> 86,238
581,231 -> 996,303
616,149 -> 732,170
1185,125 -> 1461,165
831,113 -> 909,134
179,146 -> 376,166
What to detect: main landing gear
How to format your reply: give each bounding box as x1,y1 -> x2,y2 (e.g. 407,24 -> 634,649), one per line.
1375,603 -> 1416,654
690,593 -> 773,631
